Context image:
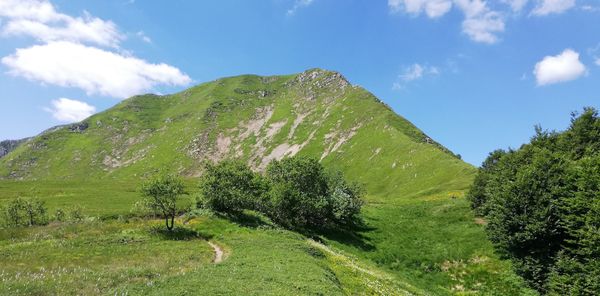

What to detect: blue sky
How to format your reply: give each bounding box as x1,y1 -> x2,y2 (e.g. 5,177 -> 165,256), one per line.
0,0 -> 598,166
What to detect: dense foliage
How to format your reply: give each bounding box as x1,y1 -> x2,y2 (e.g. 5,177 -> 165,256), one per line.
199,160 -> 267,214
265,157 -> 363,229
468,108 -> 600,294
1,197 -> 48,227
198,156 -> 363,230
140,173 -> 185,231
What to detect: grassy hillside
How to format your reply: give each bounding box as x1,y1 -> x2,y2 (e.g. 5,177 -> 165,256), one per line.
0,69 -> 534,295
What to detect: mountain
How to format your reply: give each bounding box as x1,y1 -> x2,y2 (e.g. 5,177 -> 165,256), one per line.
0,69 -> 471,192
0,138 -> 29,159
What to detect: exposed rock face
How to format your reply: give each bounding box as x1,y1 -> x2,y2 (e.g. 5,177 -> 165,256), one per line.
0,138 -> 29,159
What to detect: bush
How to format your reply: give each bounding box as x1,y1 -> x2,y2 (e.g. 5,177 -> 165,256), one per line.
2,197 -> 48,227
327,171 -> 364,226
54,208 -> 66,222
199,160 -> 267,214
265,158 -> 363,229
198,156 -> 364,231
265,157 -> 331,229
68,205 -> 85,222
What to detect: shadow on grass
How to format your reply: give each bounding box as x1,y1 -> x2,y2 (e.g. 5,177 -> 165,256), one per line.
150,225 -> 214,241
210,209 -> 376,251
305,220 -> 377,252
214,210 -> 274,229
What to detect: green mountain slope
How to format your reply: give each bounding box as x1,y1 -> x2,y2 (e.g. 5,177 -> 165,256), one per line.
0,69 -> 470,188
0,69 -> 534,294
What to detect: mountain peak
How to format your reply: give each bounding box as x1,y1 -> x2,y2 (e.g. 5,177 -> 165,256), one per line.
292,68 -> 351,89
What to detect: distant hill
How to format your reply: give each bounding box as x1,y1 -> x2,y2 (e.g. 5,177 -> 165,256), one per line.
0,138 -> 29,159
0,69 -> 472,196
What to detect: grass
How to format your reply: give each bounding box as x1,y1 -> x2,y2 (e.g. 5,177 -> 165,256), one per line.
0,180 -> 536,295
0,219 -> 214,295
322,192 -> 536,295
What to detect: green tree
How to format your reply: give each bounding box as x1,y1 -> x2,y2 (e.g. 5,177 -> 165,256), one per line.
327,170 -> 364,226
199,160 -> 266,214
5,197 -> 26,226
266,157 -> 331,229
141,173 -> 184,231
468,108 -> 600,294
23,198 -> 48,226
265,156 -> 363,229
467,149 -> 507,216
547,156 -> 600,295
2,197 -> 48,227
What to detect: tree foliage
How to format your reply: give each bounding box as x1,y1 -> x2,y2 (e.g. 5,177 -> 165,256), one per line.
467,108 -> 600,294
141,173 -> 184,231
199,160 -> 267,214
198,156 -> 363,230
1,197 -> 48,227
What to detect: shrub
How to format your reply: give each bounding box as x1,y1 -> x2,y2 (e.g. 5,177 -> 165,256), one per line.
265,156 -> 364,230
68,205 -> 85,222
23,198 -> 48,226
199,160 -> 267,214
265,157 -> 331,229
2,197 -> 48,227
54,208 -> 66,222
198,156 -> 364,231
327,171 -> 364,226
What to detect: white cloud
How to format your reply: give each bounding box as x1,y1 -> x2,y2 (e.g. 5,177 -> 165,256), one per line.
45,98 -> 96,122
533,49 -> 586,85
287,0 -> 314,16
388,0 -> 453,18
389,0 -> 505,43
0,0 -> 123,47
595,58 -> 600,66
0,0 -> 59,22
454,0 -> 505,44
136,31 -> 151,43
503,0 -> 529,12
531,0 -> 575,16
393,64 -> 440,89
2,41 -> 192,98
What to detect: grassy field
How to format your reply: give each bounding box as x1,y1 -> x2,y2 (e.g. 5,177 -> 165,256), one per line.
0,180 -> 535,295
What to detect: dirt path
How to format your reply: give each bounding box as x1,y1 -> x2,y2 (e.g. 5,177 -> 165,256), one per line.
208,241 -> 224,263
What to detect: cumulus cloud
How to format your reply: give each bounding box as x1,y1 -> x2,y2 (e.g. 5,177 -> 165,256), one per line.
388,0 -> 453,18
533,49 -> 586,85
455,0 -> 505,44
45,98 -> 96,122
389,0 -> 505,43
531,0 -> 576,15
389,0 -> 578,43
0,0 -> 123,47
2,41 -> 192,98
393,64 -> 440,89
287,0 -> 314,16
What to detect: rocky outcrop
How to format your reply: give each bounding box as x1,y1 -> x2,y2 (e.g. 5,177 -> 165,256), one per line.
0,138 -> 29,159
